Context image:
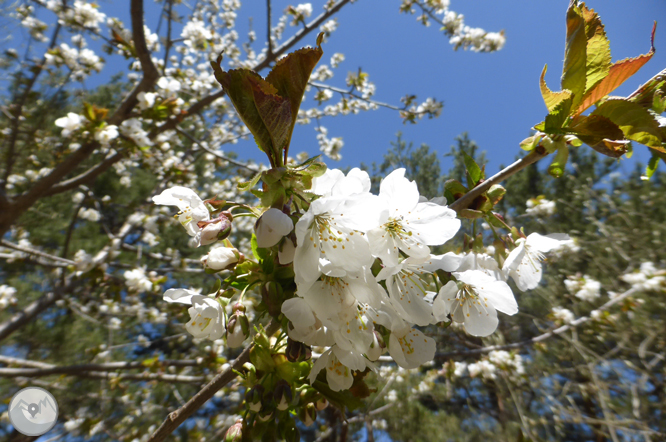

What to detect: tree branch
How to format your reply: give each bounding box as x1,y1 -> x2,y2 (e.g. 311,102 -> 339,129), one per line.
147,320 -> 281,442
449,147 -> 548,213
435,286 -> 639,360
108,0 -> 160,124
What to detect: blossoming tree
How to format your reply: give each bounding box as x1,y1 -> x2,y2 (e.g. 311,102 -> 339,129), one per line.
1,1 -> 665,441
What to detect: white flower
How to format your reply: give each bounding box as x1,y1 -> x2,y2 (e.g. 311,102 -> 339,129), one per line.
502,233 -> 572,291
55,112 -> 83,137
255,208 -> 293,248
137,91 -> 156,110
0,285 -> 18,309
455,252 -> 505,281
152,187 -> 210,237
308,346 -> 372,392
551,306 -> 575,324
367,169 -> 460,267
433,270 -> 517,337
79,207 -> 101,222
293,171 -> 381,287
158,77 -> 181,96
376,254 -> 459,326
203,246 -> 239,270
94,125 -> 119,146
124,268 -> 152,292
388,325 -> 436,369
468,360 -> 496,379
163,288 -> 226,340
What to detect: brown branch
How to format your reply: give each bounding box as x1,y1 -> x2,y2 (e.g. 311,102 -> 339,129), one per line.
1,21 -> 62,190
0,239 -> 76,265
42,151 -> 125,197
266,0 -> 273,58
108,0 -> 160,124
449,147 -> 548,213
147,320 -> 281,442
0,367 -> 205,384
435,286 -> 639,360
0,289 -> 65,343
0,222 -> 134,343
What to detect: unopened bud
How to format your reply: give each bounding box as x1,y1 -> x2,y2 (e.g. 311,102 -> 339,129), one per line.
202,246 -> 240,271
226,311 -> 250,348
245,385 -> 264,413
286,338 -> 311,363
299,403 -> 317,427
224,418 -> 244,442
315,396 -> 329,411
274,380 -> 293,411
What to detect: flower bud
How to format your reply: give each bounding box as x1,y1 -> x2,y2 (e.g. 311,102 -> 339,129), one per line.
314,396 -> 329,411
224,418 -> 244,442
254,208 -> 294,248
261,281 -> 284,318
299,403 -> 317,427
227,310 -> 250,348
274,380 -> 293,411
202,246 -> 240,271
245,385 -> 264,413
285,338 -> 311,363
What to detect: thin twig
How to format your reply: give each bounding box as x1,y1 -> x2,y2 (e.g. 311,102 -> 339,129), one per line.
435,286 -> 639,360
449,147 -> 548,213
146,320 -> 281,442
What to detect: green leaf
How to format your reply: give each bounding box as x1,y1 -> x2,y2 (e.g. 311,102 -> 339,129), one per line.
548,145 -> 569,178
645,153 -> 660,179
580,4 -> 611,95
251,234 -> 269,261
629,68 -> 666,111
561,2 -> 588,110
539,65 -> 572,112
591,98 -> 664,151
520,134 -> 542,152
576,22 -> 656,115
486,184 -> 506,205
569,114 -> 624,153
238,170 -> 263,192
458,209 -> 484,219
313,378 -> 364,411
544,96 -> 573,133
444,179 -> 468,201
462,151 -> 482,187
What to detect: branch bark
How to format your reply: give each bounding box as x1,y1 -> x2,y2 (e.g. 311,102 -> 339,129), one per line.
449,147 -> 548,213
146,320 -> 281,442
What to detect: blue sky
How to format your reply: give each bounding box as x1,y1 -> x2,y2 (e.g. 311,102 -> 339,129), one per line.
230,1 -> 666,176
13,1 -> 666,177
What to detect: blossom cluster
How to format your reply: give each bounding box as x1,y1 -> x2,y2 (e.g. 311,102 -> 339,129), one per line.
280,168 -> 570,390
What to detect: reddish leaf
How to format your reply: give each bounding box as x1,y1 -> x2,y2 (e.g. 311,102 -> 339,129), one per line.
265,33 -> 324,158
575,22 -> 656,115
580,3 -> 611,94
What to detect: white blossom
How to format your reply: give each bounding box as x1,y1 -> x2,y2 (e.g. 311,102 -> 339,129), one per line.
254,208 -> 293,248
163,289 -> 226,340
503,233 -> 572,291
433,270 -> 517,337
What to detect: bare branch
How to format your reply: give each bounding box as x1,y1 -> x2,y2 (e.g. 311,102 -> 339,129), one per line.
147,320 -> 281,442
0,239 -> 76,265
449,147 -> 548,213
108,0 -> 160,124
42,151 -> 124,197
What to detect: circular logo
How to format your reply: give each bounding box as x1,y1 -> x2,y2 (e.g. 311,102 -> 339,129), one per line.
8,387 -> 59,436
